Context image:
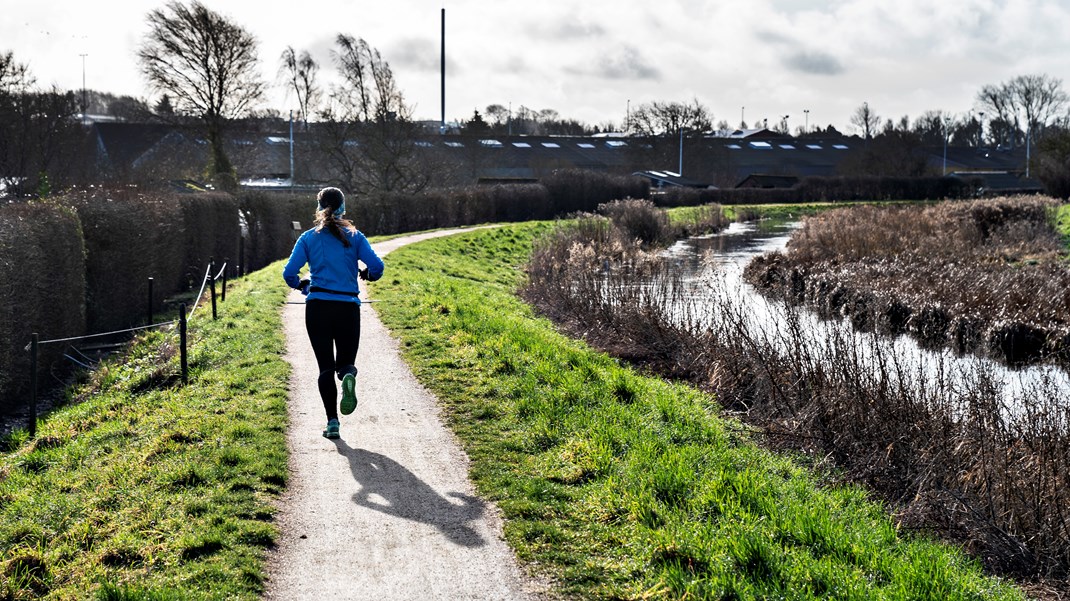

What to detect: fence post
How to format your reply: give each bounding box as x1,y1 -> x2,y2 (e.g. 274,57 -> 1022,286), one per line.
147,277 -> 154,325
221,257 -> 228,302
238,237 -> 245,276
179,304 -> 188,384
28,333 -> 38,438
210,260 -> 218,320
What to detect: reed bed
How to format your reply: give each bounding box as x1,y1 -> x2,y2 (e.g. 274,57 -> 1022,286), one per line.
745,196 -> 1070,366
525,202 -> 1070,591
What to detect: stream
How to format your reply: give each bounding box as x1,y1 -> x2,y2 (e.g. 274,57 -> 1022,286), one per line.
658,219 -> 1070,417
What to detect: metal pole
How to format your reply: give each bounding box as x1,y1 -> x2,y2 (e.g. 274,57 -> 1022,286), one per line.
29,333 -> 38,438
179,304 -> 188,384
79,54 -> 87,126
147,277 -> 154,325
221,258 -> 228,302
441,7 -> 446,133
289,110 -> 295,189
678,128 -> 683,175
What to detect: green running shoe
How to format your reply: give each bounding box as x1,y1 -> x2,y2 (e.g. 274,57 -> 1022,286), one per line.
340,373 -> 358,415
322,419 -> 340,439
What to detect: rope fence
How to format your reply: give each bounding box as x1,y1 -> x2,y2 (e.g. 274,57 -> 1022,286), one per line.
24,257 -> 232,438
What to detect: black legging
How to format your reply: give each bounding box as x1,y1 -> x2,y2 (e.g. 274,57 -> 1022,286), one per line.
305,299 -> 360,421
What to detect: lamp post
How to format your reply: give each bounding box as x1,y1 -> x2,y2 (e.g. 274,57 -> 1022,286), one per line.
978,111 -> 984,147
803,109 -> 809,134
79,53 -> 87,125
942,116 -> 950,176
678,127 -> 684,175
741,106 -> 745,128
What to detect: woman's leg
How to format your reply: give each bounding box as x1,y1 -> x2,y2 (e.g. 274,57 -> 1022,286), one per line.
305,300 -> 340,421
333,303 -> 361,378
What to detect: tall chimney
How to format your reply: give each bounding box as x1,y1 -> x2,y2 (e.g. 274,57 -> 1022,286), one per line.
440,7 -> 446,133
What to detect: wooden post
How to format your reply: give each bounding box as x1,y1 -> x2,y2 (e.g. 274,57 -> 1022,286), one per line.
209,260 -> 217,320
238,237 -> 245,276
179,304 -> 188,384
28,333 -> 38,438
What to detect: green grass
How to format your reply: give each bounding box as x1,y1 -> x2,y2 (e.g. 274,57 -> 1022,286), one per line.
1054,201 -> 1070,248
0,265 -> 292,599
371,222 -> 1023,600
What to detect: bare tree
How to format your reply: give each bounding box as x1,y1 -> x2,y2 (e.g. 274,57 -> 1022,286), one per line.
977,74 -> 1068,148
629,98 -> 712,136
0,53 -> 87,197
137,0 -> 264,190
0,51 -> 33,94
849,102 -> 880,140
279,46 -> 320,128
317,34 -> 433,194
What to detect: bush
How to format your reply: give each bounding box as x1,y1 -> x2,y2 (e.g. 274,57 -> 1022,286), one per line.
0,202 -> 86,411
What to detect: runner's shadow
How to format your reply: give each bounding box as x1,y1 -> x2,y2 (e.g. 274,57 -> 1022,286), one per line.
333,440 -> 487,548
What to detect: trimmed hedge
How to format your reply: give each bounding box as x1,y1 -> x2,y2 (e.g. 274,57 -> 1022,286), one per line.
0,202 -> 86,412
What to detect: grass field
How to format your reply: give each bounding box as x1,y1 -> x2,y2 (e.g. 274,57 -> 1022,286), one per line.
371,223 -> 1023,600
0,265 -> 292,600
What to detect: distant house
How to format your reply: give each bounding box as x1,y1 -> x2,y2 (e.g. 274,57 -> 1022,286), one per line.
947,171 -> 1043,195
633,170 -> 712,189
736,174 -> 799,189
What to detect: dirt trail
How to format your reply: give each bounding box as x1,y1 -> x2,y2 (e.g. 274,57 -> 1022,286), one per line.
264,228 -> 544,600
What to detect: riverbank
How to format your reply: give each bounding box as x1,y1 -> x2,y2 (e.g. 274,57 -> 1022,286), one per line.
373,222 -> 1024,599
525,200 -> 1069,594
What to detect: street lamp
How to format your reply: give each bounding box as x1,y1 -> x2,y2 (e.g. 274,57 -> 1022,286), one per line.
942,116 -> 951,176
741,106 -> 745,128
79,53 -> 88,125
803,109 -> 809,134
978,112 -> 984,147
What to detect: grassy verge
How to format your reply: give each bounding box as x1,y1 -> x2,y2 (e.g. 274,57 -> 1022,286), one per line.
0,264 -> 292,599
371,223 -> 1022,599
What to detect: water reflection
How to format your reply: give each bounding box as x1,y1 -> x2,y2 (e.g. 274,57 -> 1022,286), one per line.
657,219 -> 1070,416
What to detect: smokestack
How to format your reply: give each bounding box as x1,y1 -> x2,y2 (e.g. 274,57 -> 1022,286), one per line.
440,7 -> 446,133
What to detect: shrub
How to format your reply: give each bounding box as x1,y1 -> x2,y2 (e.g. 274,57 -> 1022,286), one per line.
0,202 -> 86,411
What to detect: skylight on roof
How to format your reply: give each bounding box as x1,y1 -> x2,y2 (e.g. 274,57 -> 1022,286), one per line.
779,144 -> 796,150
480,139 -> 503,147
541,142 -> 560,148
725,144 -> 742,149
749,141 -> 772,149
512,142 -> 531,148
833,144 -> 849,150
806,144 -> 822,150
444,141 -> 464,148
605,140 -> 627,148
266,136 -> 289,144
577,143 -> 596,149
415,140 -> 434,147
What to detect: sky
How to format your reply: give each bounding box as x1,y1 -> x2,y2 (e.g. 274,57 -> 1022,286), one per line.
4,0 -> 1070,134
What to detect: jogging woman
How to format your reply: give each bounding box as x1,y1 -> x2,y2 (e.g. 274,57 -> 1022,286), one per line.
283,187 -> 384,439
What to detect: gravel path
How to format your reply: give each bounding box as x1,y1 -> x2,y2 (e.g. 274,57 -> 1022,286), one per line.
264,228 -> 545,600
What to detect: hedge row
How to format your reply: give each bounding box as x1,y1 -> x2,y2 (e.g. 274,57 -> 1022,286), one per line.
0,203 -> 86,411
1,169 -> 652,411
655,175 -> 975,206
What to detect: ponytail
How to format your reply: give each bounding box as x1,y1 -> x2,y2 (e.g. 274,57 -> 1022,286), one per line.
315,209 -> 356,247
